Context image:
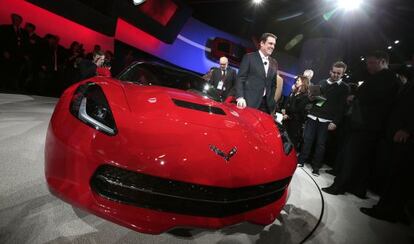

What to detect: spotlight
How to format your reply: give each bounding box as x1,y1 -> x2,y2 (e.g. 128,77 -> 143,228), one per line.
337,0 -> 362,11
394,40 -> 400,44
132,0 -> 146,6
252,0 -> 263,5
360,56 -> 365,61
387,46 -> 392,50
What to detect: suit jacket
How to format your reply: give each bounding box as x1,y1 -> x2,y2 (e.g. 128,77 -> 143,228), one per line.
356,69 -> 400,131
236,51 -> 278,112
209,67 -> 237,98
78,59 -> 97,80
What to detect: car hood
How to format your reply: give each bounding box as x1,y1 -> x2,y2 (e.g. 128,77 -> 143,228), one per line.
114,83 -> 295,187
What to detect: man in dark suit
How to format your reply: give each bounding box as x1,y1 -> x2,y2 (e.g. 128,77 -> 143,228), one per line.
360,65 -> 414,224
235,33 -> 278,114
0,13 -> 28,91
208,56 -> 237,99
0,13 -> 27,59
78,51 -> 106,80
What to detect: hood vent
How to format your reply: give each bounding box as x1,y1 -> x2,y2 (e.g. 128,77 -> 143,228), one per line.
172,99 -> 226,115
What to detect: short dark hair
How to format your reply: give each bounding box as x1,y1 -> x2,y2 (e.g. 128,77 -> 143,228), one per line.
367,50 -> 389,63
260,33 -> 277,43
11,13 -> 22,21
296,75 -> 310,93
93,50 -> 105,57
332,61 -> 347,72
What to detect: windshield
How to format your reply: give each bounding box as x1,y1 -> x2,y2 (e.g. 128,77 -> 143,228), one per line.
117,62 -> 222,102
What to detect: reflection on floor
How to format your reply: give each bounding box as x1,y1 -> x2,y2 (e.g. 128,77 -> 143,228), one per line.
0,93 -> 412,244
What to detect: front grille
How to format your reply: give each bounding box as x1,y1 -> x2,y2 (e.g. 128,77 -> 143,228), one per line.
90,164 -> 291,217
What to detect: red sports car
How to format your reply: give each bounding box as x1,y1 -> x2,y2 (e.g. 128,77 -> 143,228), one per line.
45,61 -> 297,234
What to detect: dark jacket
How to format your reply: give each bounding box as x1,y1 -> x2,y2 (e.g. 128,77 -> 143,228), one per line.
309,79 -> 349,125
236,51 -> 278,112
284,92 -> 310,123
78,59 -> 97,80
357,69 -> 400,131
209,67 -> 237,98
0,24 -> 28,56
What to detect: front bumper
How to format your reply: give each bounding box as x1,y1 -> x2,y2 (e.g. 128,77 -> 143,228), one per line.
90,164 -> 291,218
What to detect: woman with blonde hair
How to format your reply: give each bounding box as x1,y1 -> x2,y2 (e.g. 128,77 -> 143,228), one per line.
281,75 -> 311,150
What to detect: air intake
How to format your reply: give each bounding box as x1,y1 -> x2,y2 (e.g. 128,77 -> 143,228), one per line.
172,99 -> 226,115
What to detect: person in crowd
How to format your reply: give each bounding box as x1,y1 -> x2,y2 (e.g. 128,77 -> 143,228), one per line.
303,69 -> 314,84
24,23 -> 40,47
0,13 -> 26,59
297,61 -> 349,176
0,13 -> 27,91
360,65 -> 414,224
322,51 -> 400,198
281,75 -> 310,151
20,22 -> 41,93
86,44 -> 101,60
235,33 -> 278,114
78,50 -> 105,80
324,82 -> 356,176
63,41 -> 84,88
202,67 -> 216,82
37,34 -> 67,96
207,56 -> 237,99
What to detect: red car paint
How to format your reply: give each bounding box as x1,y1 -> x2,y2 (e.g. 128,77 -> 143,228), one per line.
45,63 -> 296,234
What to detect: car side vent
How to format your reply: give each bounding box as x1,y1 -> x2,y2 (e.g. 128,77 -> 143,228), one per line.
172,99 -> 226,115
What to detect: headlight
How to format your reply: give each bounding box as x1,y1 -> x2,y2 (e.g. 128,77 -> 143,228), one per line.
70,82 -> 117,136
274,119 -> 293,155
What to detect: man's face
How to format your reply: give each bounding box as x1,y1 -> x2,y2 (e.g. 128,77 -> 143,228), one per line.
94,55 -> 105,67
219,58 -> 228,70
366,57 -> 385,74
12,15 -> 22,27
329,67 -> 344,81
25,25 -> 34,34
259,36 -> 276,57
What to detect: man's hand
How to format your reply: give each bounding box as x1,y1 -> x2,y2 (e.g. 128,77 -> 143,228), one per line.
328,122 -> 337,131
236,97 -> 247,109
393,130 -> 410,143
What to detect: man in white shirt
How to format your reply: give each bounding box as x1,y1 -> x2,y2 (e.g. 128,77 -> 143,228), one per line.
298,61 -> 349,176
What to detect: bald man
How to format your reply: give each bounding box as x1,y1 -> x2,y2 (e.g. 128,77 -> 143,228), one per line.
208,56 -> 237,99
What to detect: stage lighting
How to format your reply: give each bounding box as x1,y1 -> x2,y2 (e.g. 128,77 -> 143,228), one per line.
132,0 -> 146,6
337,0 -> 362,11
252,0 -> 263,5
388,46 -> 392,50
394,40 -> 400,44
